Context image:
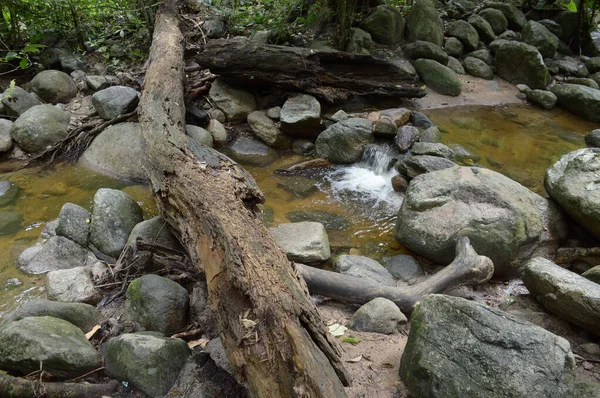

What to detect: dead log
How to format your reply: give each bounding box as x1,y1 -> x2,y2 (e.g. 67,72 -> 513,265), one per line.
0,373 -> 119,398
138,1 -> 349,397
196,37 -> 426,102
297,237 -> 495,313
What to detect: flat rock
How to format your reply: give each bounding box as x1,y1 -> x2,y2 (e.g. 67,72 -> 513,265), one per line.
92,86 -> 139,120
1,85 -> 41,116
334,255 -> 395,285
46,266 -> 101,304
18,236 -> 96,274
270,222 -> 330,263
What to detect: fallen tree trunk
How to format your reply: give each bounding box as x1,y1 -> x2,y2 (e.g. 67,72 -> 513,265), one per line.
195,38 -> 427,102
0,373 -> 119,398
138,1 -> 349,397
298,237 -> 494,313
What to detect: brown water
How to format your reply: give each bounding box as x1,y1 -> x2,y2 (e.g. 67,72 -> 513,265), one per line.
0,104 -> 596,316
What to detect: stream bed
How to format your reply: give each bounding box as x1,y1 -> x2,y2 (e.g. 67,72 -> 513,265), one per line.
0,103 -> 596,318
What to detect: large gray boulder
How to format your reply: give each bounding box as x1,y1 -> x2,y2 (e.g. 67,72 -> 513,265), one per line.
349,298 -> 406,334
395,167 -> 566,278
468,14 -> 496,44
90,188 -> 144,258
0,316 -> 102,378
315,118 -> 374,163
545,148 -> 600,238
413,59 -> 462,96
485,2 -> 527,31
127,216 -> 182,251
405,0 -> 444,46
446,20 -> 480,52
126,274 -> 189,334
222,136 -> 279,166
400,295 -> 575,398
0,299 -> 100,333
334,255 -> 395,286
403,41 -> 448,65
345,27 -> 372,55
31,69 -> 77,104
80,122 -> 146,182
11,104 -> 70,153
91,86 -> 139,120
463,56 -> 494,79
280,94 -> 321,138
18,236 -> 96,274
479,8 -> 508,35
1,85 -> 41,116
270,222 -> 330,263
208,79 -> 257,123
46,266 -> 101,304
103,333 -> 190,397
495,41 -> 550,89
247,110 -> 292,148
550,84 -> 600,123
522,20 -> 559,59
523,257 -> 600,336
55,202 -> 91,246
360,5 -> 404,45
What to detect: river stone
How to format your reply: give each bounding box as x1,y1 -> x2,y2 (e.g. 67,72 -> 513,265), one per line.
126,274 -> 189,334
345,27 -> 372,55
410,111 -> 435,129
447,56 -> 466,74
446,20 -> 480,52
292,139 -> 315,156
0,316 -> 102,378
413,59 -> 462,96
0,119 -> 13,152
85,75 -> 118,91
0,299 -> 100,333
395,167 -> 566,278
582,265 -> 600,284
55,203 -> 91,247
18,236 -> 96,274
585,129 -> 600,147
90,188 -> 144,258
92,86 -> 139,120
315,118 -> 373,164
539,19 -> 563,38
373,116 -> 396,137
203,19 -> 225,38
564,77 -> 599,89
419,126 -> 442,143
186,125 -> 214,147
80,122 -> 146,182
275,175 -> 318,198
523,257 -> 600,335
248,110 -> 292,149
468,14 -> 496,44
550,84 -> 600,122
1,85 -> 41,116
545,148 -> 600,238
11,104 -> 70,153
46,266 -> 101,304
411,142 -> 454,159
485,2 -> 526,31
208,79 -> 256,123
379,108 -> 412,127
401,155 -> 457,178
360,5 -> 404,45
405,0 -> 444,46
223,136 -> 279,166
103,333 -> 190,397
522,20 -> 559,59
280,94 -> 321,138
449,144 -> 480,163
495,41 -> 550,89
0,211 -> 22,235
400,294 -> 575,398
404,41 -> 448,65
286,210 -> 349,230
334,255 -> 395,286
382,254 -> 423,283
467,48 -> 494,65
463,56 -> 494,80
270,222 -> 330,263
479,8 -> 508,35
349,298 -> 406,334
555,10 -> 578,41
444,37 -> 464,57
527,89 -> 557,110
0,181 -> 18,206
586,57 -> 600,74
556,59 -> 590,77
31,70 -> 77,104
206,119 -> 228,146
127,216 -> 182,251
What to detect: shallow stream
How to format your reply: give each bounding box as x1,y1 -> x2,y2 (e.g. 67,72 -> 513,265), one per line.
0,104 -> 596,317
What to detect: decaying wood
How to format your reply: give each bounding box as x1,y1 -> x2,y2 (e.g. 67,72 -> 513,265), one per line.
0,373 -> 119,398
555,247 -> 600,265
138,1 -> 349,397
196,38 -> 427,102
298,237 -> 494,313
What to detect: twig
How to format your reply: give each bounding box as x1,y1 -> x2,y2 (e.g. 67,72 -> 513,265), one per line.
65,367 -> 105,383
171,328 -> 203,339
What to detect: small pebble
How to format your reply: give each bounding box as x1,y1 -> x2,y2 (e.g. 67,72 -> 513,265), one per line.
5,278 -> 22,287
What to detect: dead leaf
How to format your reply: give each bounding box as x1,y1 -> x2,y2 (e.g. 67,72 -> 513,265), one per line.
188,338 -> 210,349
328,323 -> 347,337
241,318 -> 257,328
85,325 -> 101,340
381,362 -> 394,368
346,355 -> 362,363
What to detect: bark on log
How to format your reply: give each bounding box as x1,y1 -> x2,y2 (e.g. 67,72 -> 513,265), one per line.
195,38 -> 427,102
0,373 -> 119,398
297,237 -> 495,313
139,1 -> 349,397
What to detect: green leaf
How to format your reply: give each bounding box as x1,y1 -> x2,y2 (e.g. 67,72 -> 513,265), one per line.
22,44 -> 45,54
5,52 -> 18,61
19,58 -> 29,69
342,336 -> 360,345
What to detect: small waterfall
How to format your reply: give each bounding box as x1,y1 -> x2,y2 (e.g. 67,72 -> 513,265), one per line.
357,144 -> 398,175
